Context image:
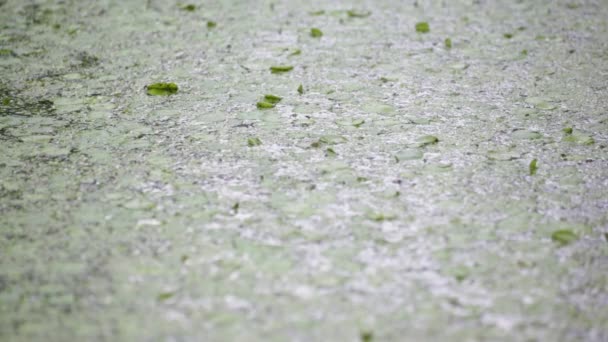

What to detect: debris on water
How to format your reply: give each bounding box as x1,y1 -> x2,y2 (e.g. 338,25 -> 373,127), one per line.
310,28 -> 323,38
146,83 -> 178,96
415,22 -> 430,33
270,65 -> 294,74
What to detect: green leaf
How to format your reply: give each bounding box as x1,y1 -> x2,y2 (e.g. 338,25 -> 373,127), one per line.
529,159 -> 538,176
347,10 -> 371,18
444,38 -> 452,49
310,28 -> 323,38
297,84 -> 304,94
325,148 -> 337,157
503,33 -> 513,39
360,331 -> 374,342
207,21 -> 217,29
247,137 -> 262,147
270,65 -> 294,74
157,292 -> 175,301
256,101 -> 275,109
289,49 -> 301,56
181,4 -> 196,11
309,10 -> 325,16
146,82 -> 178,96
415,22 -> 430,33
263,94 -> 282,104
551,229 -> 578,246
562,127 -> 573,134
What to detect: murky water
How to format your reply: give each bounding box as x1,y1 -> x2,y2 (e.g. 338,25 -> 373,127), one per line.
1,0 -> 607,340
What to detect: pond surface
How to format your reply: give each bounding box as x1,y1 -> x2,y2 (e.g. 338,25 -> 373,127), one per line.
1,0 -> 607,340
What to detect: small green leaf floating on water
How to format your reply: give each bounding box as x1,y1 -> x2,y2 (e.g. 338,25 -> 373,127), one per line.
445,38 -> 452,48
207,21 -> 217,29
181,4 -> 196,11
157,292 -> 175,301
297,84 -> 304,94
551,229 -> 578,246
270,65 -> 294,74
360,330 -> 374,342
310,28 -> 323,38
415,22 -> 430,33
529,159 -> 538,175
563,127 -> 573,134
504,33 -> 514,39
289,49 -> 301,56
347,10 -> 371,18
146,82 -> 178,96
248,137 -> 262,147
264,94 -> 282,104
256,101 -> 275,109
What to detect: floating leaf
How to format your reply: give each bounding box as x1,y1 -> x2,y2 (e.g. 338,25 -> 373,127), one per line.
325,148 -> 336,157
529,159 -> 538,175
248,137 -> 262,147
157,292 -> 175,301
347,10 -> 371,18
256,101 -> 275,109
562,127 -> 573,134
551,229 -> 578,246
395,149 -> 423,161
512,130 -> 542,140
367,212 -> 396,222
360,331 -> 374,342
207,21 -> 217,29
146,83 -> 178,96
415,22 -> 430,33
416,135 -> 439,147
289,49 -> 301,56
503,33 -> 513,39
270,65 -> 294,74
181,4 -> 196,11
444,38 -> 452,49
297,84 -> 304,94
264,94 -> 282,104
310,28 -> 323,38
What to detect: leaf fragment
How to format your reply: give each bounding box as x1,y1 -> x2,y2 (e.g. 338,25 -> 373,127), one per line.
270,65 -> 294,74
551,229 -> 578,246
264,94 -> 282,104
146,82 -> 178,96
256,101 -> 275,109
529,159 -> 538,175
415,22 -> 430,33
310,28 -> 323,38
247,137 -> 262,147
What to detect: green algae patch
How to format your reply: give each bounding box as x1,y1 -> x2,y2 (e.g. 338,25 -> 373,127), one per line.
248,137 -> 262,147
503,33 -> 514,39
310,28 -> 323,38
270,65 -> 294,74
551,230 -> 578,246
264,94 -> 282,104
146,83 -> 178,96
415,22 -> 430,33
256,101 -> 275,109
529,159 -> 538,175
